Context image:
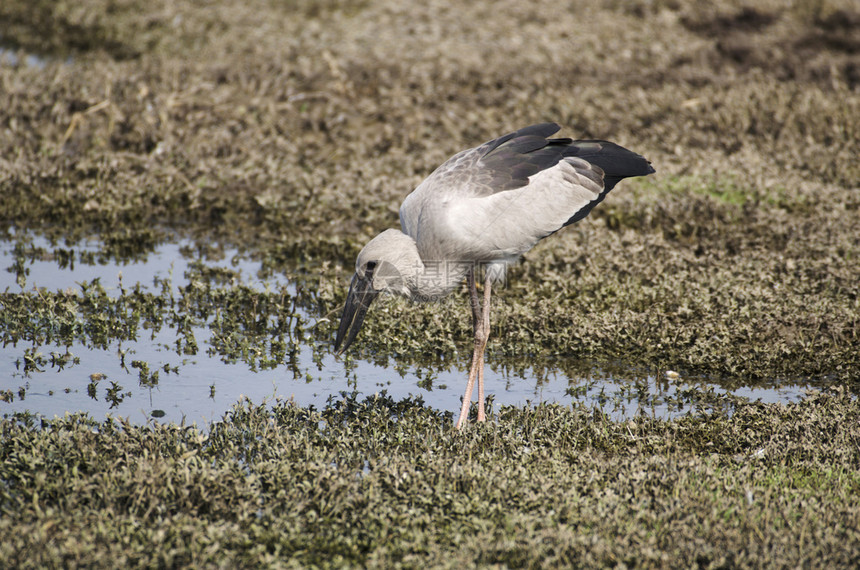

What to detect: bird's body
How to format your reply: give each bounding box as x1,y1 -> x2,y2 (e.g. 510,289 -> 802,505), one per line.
336,123 -> 655,428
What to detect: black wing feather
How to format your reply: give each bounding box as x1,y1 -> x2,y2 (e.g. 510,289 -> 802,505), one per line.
482,122 -> 561,155
456,124 -> 654,224
478,124 -> 568,192
560,140 -> 655,226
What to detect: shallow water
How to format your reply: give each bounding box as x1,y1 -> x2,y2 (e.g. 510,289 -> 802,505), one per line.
1,235 -> 808,428
0,42 -> 52,69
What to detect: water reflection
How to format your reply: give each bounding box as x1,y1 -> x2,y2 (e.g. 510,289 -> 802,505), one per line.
0,41 -> 51,69
1,234 -> 808,428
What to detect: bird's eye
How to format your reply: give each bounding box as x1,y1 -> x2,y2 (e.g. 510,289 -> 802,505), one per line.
365,261 -> 377,273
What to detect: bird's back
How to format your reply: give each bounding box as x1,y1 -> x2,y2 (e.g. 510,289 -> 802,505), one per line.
400,123 -> 654,265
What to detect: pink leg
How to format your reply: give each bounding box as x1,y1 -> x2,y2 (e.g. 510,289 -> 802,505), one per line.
455,266 -> 493,429
477,273 -> 492,422
455,266 -> 483,430
476,349 -> 485,422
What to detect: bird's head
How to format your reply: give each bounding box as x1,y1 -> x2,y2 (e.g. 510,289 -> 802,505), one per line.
334,229 -> 420,354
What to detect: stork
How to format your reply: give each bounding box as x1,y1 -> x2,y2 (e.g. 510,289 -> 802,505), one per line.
335,123 -> 654,429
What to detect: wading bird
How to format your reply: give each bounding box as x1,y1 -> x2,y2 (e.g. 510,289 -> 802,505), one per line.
335,123 -> 654,429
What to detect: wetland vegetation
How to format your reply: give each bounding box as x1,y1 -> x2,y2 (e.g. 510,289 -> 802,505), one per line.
2,390 -> 859,567
1,0 -> 858,566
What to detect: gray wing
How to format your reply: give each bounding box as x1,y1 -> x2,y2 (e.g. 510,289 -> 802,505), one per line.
400,123 -> 654,261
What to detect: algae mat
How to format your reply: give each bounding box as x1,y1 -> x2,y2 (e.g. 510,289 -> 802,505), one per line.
2,391 -> 860,567
1,0 -> 857,385
0,0 -> 859,565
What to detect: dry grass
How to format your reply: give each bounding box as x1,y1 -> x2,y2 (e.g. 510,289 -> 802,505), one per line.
1,0 -> 859,565
1,0 -> 858,381
1,389 -> 859,567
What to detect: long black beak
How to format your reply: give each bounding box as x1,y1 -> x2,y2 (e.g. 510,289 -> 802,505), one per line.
334,273 -> 379,354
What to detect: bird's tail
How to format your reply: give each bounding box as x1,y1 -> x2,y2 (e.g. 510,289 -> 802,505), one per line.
555,139 -> 655,227
560,140 -> 655,192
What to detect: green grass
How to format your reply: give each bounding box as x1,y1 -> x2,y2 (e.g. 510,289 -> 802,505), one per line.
1,389 -> 858,567
1,0 -> 859,565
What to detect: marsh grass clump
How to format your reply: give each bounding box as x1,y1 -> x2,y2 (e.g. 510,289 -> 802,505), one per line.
0,0 -> 858,410
1,390 -> 859,567
0,243 -> 326,406
0,0 -> 859,563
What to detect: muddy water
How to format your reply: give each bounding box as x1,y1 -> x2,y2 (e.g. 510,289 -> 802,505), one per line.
0,235 -> 807,427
